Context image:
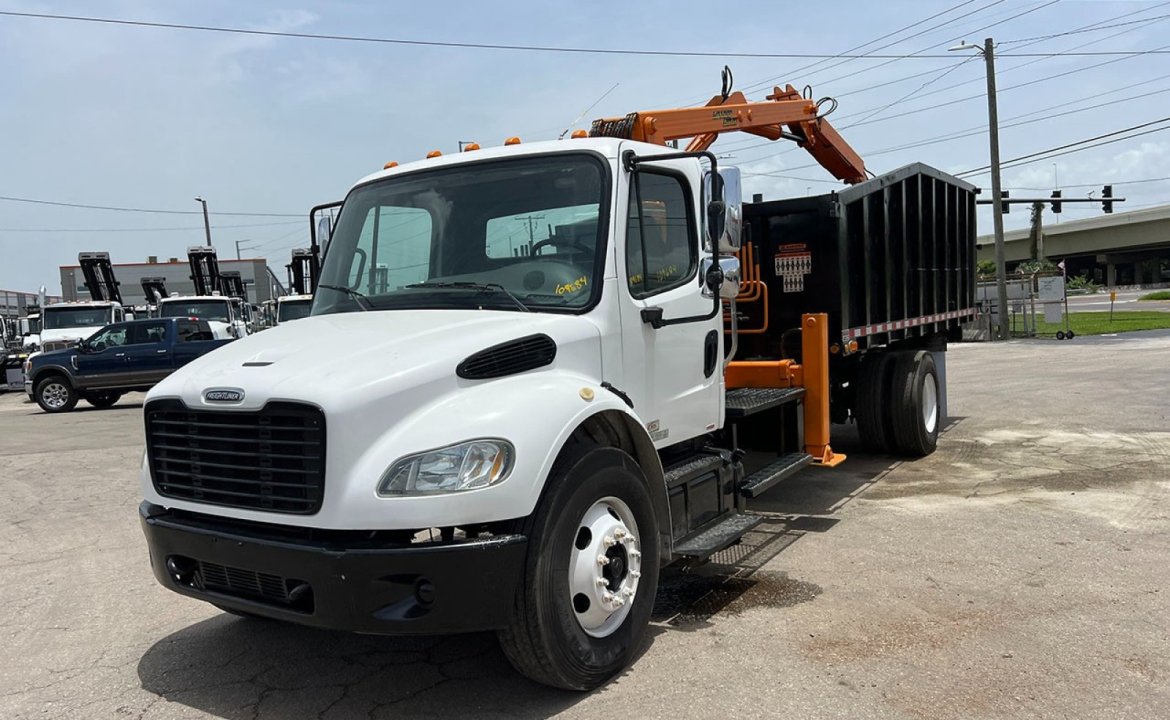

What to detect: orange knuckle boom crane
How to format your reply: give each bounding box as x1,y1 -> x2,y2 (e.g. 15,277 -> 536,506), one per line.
589,73 -> 867,184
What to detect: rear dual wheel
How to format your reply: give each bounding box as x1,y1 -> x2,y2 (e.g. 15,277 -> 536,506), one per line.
855,350 -> 941,457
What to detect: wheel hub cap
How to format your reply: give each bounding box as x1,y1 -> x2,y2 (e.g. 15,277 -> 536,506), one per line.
922,374 -> 939,433
43,383 -> 67,409
569,497 -> 642,638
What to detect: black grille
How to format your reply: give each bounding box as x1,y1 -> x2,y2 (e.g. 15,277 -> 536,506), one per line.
146,400 -> 326,514
456,334 -> 557,380
182,557 -> 313,612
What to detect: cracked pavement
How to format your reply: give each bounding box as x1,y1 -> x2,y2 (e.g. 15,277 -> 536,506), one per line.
1,330 -> 1168,719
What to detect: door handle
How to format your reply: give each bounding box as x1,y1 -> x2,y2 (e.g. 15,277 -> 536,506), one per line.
114,352 -> 126,358
156,349 -> 168,354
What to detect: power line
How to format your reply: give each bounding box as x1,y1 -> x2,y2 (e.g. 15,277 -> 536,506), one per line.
1,10 -> 1167,58
803,0 -> 1060,91
956,117 -> 1170,176
1006,176 -> 1170,191
733,40 -> 1170,169
759,83 -> 1170,172
1000,13 -> 1170,43
725,4 -> 1170,161
0,194 -> 303,217
733,0 -> 1002,97
847,55 -> 979,126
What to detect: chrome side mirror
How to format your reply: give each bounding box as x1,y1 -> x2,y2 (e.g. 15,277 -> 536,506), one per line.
700,256 -> 742,300
704,166 -> 743,253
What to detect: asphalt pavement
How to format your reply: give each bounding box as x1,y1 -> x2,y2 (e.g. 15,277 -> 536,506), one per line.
1,331 -> 1168,719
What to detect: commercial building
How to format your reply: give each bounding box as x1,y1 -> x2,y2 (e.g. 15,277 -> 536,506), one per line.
0,288 -> 63,319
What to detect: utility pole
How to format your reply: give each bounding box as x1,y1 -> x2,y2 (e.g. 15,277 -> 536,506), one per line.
951,37 -> 1009,341
194,196 -> 212,247
234,240 -> 256,261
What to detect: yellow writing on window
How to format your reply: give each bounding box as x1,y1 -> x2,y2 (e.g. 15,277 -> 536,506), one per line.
555,276 -> 589,295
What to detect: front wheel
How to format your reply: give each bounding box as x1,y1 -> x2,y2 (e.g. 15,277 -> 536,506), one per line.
35,376 -> 78,413
498,446 -> 660,690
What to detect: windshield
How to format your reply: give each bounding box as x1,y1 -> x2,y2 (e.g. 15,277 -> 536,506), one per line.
27,316 -> 41,334
160,300 -> 231,323
314,154 -> 608,315
278,299 -> 313,322
42,307 -> 111,330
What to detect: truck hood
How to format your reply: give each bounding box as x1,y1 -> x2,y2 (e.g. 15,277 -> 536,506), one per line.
40,326 -> 99,345
149,309 -> 605,412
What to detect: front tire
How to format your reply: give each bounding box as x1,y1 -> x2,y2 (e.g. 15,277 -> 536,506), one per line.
498,446 -> 660,690
35,376 -> 78,413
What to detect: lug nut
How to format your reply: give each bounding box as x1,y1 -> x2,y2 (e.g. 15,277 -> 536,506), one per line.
596,577 -> 609,587
630,570 -> 641,579
613,596 -> 626,607
614,528 -> 627,539
630,550 -> 642,560
602,591 -> 614,603
603,535 -> 617,548
597,555 -> 610,566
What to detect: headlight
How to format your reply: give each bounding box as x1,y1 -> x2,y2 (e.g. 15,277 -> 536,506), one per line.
378,439 -> 514,496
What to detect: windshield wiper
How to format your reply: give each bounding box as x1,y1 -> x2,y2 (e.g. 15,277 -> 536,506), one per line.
317,284 -> 371,311
406,281 -> 531,313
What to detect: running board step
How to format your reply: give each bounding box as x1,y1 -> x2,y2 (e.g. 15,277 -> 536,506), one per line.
725,387 -> 805,418
674,512 -> 763,560
663,453 -> 725,488
738,452 -> 815,498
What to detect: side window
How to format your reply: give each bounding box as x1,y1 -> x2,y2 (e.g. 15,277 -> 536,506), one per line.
131,322 -> 168,345
89,324 -> 129,350
177,321 -> 213,342
626,172 -> 697,297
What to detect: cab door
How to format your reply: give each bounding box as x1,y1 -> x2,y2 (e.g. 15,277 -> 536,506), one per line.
616,154 -> 721,447
123,320 -> 172,385
75,323 -> 131,387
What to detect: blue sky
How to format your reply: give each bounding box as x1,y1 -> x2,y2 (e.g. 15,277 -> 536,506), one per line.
1,0 -> 1168,293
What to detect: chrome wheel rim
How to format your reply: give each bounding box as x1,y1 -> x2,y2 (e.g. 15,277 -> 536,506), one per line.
568,496 -> 642,638
922,373 -> 939,434
41,382 -> 68,409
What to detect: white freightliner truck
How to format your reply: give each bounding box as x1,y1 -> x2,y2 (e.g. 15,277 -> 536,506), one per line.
139,82 -> 977,689
38,301 -> 124,352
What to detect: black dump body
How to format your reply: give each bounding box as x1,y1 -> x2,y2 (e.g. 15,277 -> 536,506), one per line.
738,163 -> 977,358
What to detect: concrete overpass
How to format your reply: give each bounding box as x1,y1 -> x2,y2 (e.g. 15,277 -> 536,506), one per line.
977,204 -> 1170,286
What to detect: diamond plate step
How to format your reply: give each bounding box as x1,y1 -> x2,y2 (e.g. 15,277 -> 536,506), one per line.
738,452 -> 814,499
674,512 -> 764,560
725,387 -> 805,418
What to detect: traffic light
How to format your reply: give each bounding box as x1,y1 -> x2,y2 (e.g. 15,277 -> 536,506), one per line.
1102,185 -> 1114,214
1001,189 -> 1010,213
1050,189 -> 1062,214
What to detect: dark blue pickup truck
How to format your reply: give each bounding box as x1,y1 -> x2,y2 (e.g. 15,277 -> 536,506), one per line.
25,317 -> 231,413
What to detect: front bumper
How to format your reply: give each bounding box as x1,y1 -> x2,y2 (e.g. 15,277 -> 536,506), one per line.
140,502 -> 527,634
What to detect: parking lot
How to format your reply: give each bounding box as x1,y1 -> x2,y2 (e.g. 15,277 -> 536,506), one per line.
2,331 -> 1168,720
